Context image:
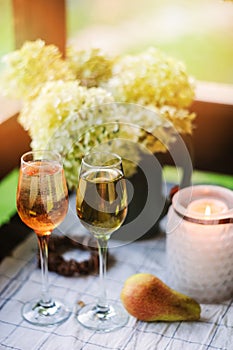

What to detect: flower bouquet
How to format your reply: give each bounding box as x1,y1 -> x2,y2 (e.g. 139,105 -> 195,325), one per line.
0,40 -> 195,191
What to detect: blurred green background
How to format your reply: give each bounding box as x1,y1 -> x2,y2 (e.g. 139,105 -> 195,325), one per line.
1,0 -> 233,84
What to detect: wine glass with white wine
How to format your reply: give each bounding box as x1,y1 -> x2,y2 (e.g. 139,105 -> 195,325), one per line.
16,150 -> 71,326
76,151 -> 129,332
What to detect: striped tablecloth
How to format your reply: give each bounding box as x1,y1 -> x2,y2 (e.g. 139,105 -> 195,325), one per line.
1,201 -> 233,350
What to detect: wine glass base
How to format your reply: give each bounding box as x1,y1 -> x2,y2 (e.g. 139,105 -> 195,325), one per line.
22,298 -> 71,326
76,302 -> 129,333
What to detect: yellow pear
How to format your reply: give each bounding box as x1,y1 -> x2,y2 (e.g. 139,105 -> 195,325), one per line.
120,273 -> 201,322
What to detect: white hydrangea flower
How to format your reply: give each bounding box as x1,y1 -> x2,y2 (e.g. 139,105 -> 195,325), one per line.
0,41 -> 196,189
1,39 -> 75,99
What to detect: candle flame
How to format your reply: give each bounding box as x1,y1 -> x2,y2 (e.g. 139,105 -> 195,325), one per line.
205,205 -> 211,216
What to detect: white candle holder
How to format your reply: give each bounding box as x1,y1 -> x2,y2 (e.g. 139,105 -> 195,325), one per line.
166,185 -> 233,303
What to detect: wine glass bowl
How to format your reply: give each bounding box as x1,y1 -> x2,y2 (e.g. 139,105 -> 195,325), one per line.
76,151 -> 128,239
16,150 -> 71,326
76,151 -> 129,332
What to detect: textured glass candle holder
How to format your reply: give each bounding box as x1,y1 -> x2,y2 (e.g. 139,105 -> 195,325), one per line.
166,185 -> 233,304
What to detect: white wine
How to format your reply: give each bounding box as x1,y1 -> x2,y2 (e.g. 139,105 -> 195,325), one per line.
75,152 -> 129,332
76,168 -> 127,238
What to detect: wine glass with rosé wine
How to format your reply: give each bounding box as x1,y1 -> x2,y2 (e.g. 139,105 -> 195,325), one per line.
76,151 -> 129,332
16,150 -> 71,326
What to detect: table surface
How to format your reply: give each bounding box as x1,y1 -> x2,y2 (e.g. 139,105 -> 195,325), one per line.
1,191 -> 233,350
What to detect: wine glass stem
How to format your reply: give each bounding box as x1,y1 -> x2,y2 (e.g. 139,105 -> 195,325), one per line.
97,237 -> 109,311
37,234 -> 52,306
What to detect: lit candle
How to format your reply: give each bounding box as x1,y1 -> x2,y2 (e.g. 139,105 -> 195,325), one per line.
187,198 -> 228,216
166,185 -> 233,304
